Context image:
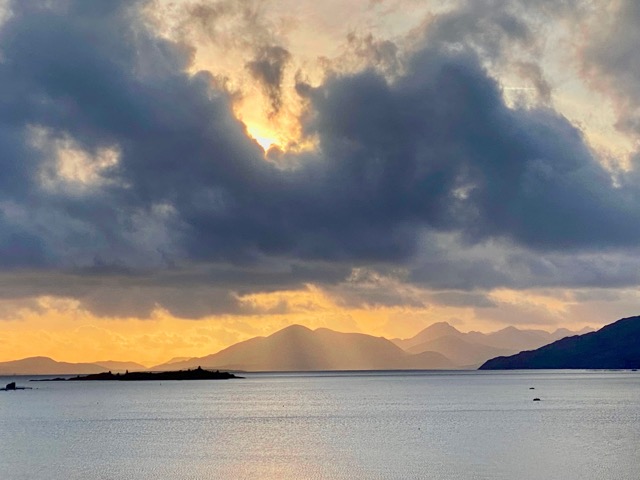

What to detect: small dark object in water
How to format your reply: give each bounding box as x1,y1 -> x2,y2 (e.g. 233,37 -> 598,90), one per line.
1,382 -> 31,391
529,387 -> 535,390
533,398 -> 541,401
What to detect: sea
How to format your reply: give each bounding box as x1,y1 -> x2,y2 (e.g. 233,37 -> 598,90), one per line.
0,370 -> 638,480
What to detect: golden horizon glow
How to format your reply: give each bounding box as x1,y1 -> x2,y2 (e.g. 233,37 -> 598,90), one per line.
0,286 -> 617,366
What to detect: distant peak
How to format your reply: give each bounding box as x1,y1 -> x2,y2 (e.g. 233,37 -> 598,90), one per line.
495,326 -> 521,334
283,324 -> 312,331
22,356 -> 56,362
404,321 -> 463,344
431,321 -> 453,327
423,322 -> 460,334
271,324 -> 313,336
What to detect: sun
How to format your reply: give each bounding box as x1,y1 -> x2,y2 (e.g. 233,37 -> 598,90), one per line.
246,124 -> 279,151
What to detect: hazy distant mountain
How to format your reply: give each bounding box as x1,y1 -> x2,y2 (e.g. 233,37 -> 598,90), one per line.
392,322 -> 462,351
393,322 -> 593,366
0,356 -> 109,375
549,327 -> 594,342
479,316 -> 640,370
93,361 -> 147,372
162,357 -> 193,365
406,335 -> 514,368
152,325 -> 457,372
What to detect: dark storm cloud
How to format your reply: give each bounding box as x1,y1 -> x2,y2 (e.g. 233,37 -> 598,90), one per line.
408,235 -> 640,291
0,0 -> 639,317
0,260 -> 351,318
300,46 -> 640,251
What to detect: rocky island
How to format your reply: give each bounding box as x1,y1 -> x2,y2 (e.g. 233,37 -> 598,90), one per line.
37,366 -> 242,381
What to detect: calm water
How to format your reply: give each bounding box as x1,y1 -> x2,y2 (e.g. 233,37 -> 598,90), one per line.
0,370 -> 639,479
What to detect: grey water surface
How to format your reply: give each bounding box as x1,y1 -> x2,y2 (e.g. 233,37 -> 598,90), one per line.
1,370 -> 639,479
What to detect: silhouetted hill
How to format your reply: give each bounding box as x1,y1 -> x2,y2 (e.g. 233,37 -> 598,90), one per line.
152,325 -> 457,372
0,356 -> 108,375
479,316 -> 640,369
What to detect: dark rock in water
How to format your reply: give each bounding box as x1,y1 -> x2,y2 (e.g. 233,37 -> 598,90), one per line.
533,398 -> 541,401
529,387 -> 535,389
1,381 -> 31,391
66,366 -> 243,382
479,315 -> 640,370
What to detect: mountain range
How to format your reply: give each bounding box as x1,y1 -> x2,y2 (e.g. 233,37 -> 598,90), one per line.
0,322 -> 595,375
152,325 -> 457,371
391,322 -> 593,367
479,315 -> 640,369
153,322 -> 590,371
0,357 -> 145,375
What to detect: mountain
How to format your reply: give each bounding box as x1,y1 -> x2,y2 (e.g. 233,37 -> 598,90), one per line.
162,356 -> 193,365
93,361 -> 147,372
479,316 -> 640,369
394,322 -> 592,366
0,356 -> 109,375
392,322 -> 463,350
549,326 -> 594,342
467,326 -> 553,352
152,324 -> 457,372
405,335 -> 514,368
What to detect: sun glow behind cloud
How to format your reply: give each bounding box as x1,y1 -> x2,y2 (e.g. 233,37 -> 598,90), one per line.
245,123 -> 278,151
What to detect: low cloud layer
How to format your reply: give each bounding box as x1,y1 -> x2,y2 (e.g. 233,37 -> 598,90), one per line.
0,0 -> 639,319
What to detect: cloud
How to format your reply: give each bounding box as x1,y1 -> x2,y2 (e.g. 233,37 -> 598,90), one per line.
301,45 -> 640,252
579,0 -> 640,134
0,0 -> 639,318
246,45 -> 291,114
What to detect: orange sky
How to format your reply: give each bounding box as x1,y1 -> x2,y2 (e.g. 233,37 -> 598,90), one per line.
1,286 -> 633,366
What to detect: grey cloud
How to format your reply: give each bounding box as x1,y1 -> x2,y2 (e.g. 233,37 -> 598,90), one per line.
180,1 -> 275,51
344,32 -> 400,77
424,0 -> 534,61
0,0 -> 640,318
409,234 -> 640,291
247,45 -> 291,114
0,260 -> 350,318
513,61 -> 551,103
301,46 -> 640,252
580,0 -> 640,134
430,291 -> 496,308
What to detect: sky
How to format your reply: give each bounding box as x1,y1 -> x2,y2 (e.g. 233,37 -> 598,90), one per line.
0,0 -> 639,366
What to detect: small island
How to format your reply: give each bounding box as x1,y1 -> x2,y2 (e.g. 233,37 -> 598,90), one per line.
36,366 -> 242,382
